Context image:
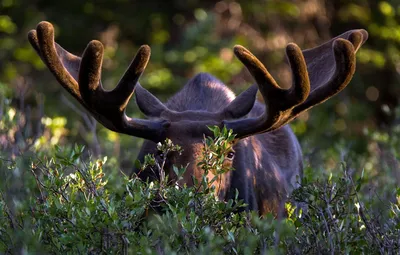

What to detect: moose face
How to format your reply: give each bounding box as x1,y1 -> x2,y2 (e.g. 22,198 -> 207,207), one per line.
138,114 -> 238,199
131,77 -> 257,195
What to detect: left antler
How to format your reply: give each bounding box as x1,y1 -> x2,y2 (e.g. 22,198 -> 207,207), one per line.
28,21 -> 169,142
225,29 -> 368,139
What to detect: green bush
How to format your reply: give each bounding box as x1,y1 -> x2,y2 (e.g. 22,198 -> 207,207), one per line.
1,96 -> 399,254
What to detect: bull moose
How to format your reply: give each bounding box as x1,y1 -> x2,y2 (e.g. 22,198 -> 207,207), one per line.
28,21 -> 368,215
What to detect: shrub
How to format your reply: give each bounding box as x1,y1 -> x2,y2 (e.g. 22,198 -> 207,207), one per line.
0,97 -> 399,254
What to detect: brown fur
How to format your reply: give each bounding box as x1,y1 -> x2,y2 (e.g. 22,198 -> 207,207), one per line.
134,73 -> 302,216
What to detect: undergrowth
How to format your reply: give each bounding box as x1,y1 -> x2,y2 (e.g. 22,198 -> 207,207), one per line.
0,97 -> 399,254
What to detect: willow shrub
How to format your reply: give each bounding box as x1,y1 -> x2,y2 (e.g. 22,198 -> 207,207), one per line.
0,120 -> 399,253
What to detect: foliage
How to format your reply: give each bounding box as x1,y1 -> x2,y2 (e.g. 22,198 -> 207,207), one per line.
290,164 -> 400,254
198,126 -> 236,178
0,96 -> 399,253
1,145 -> 399,253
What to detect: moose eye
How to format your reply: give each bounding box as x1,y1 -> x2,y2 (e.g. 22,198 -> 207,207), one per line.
226,151 -> 235,160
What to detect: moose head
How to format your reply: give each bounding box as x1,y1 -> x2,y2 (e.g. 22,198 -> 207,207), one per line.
28,21 -> 368,215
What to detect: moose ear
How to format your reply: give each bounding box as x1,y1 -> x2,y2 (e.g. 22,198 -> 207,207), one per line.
221,84 -> 258,119
135,84 -> 168,118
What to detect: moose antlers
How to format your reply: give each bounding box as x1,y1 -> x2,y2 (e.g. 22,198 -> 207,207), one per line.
28,21 -> 168,141
28,21 -> 367,141
225,29 -> 368,139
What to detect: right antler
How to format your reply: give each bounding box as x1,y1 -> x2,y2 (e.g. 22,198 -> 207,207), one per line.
225,29 -> 368,138
28,21 -> 169,141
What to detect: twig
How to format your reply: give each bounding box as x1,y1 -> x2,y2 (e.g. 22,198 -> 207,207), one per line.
0,191 -> 18,230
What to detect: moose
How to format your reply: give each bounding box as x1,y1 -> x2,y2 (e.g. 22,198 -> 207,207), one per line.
28,21 -> 368,216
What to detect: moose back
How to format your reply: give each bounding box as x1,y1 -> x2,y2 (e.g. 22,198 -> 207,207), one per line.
28,21 -> 368,215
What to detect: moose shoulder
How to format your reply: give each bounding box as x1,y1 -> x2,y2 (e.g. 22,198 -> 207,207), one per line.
28,21 -> 368,216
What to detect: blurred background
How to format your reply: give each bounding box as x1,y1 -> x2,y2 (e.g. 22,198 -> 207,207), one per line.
1,0 -> 399,184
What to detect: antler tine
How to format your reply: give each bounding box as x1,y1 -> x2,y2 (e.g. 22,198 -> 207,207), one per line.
348,29 -> 367,52
28,21 -> 168,141
233,45 -> 282,92
27,30 -> 41,56
285,43 -> 311,105
79,40 -> 103,102
111,45 -> 151,109
225,43 -> 310,137
34,22 -> 82,103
